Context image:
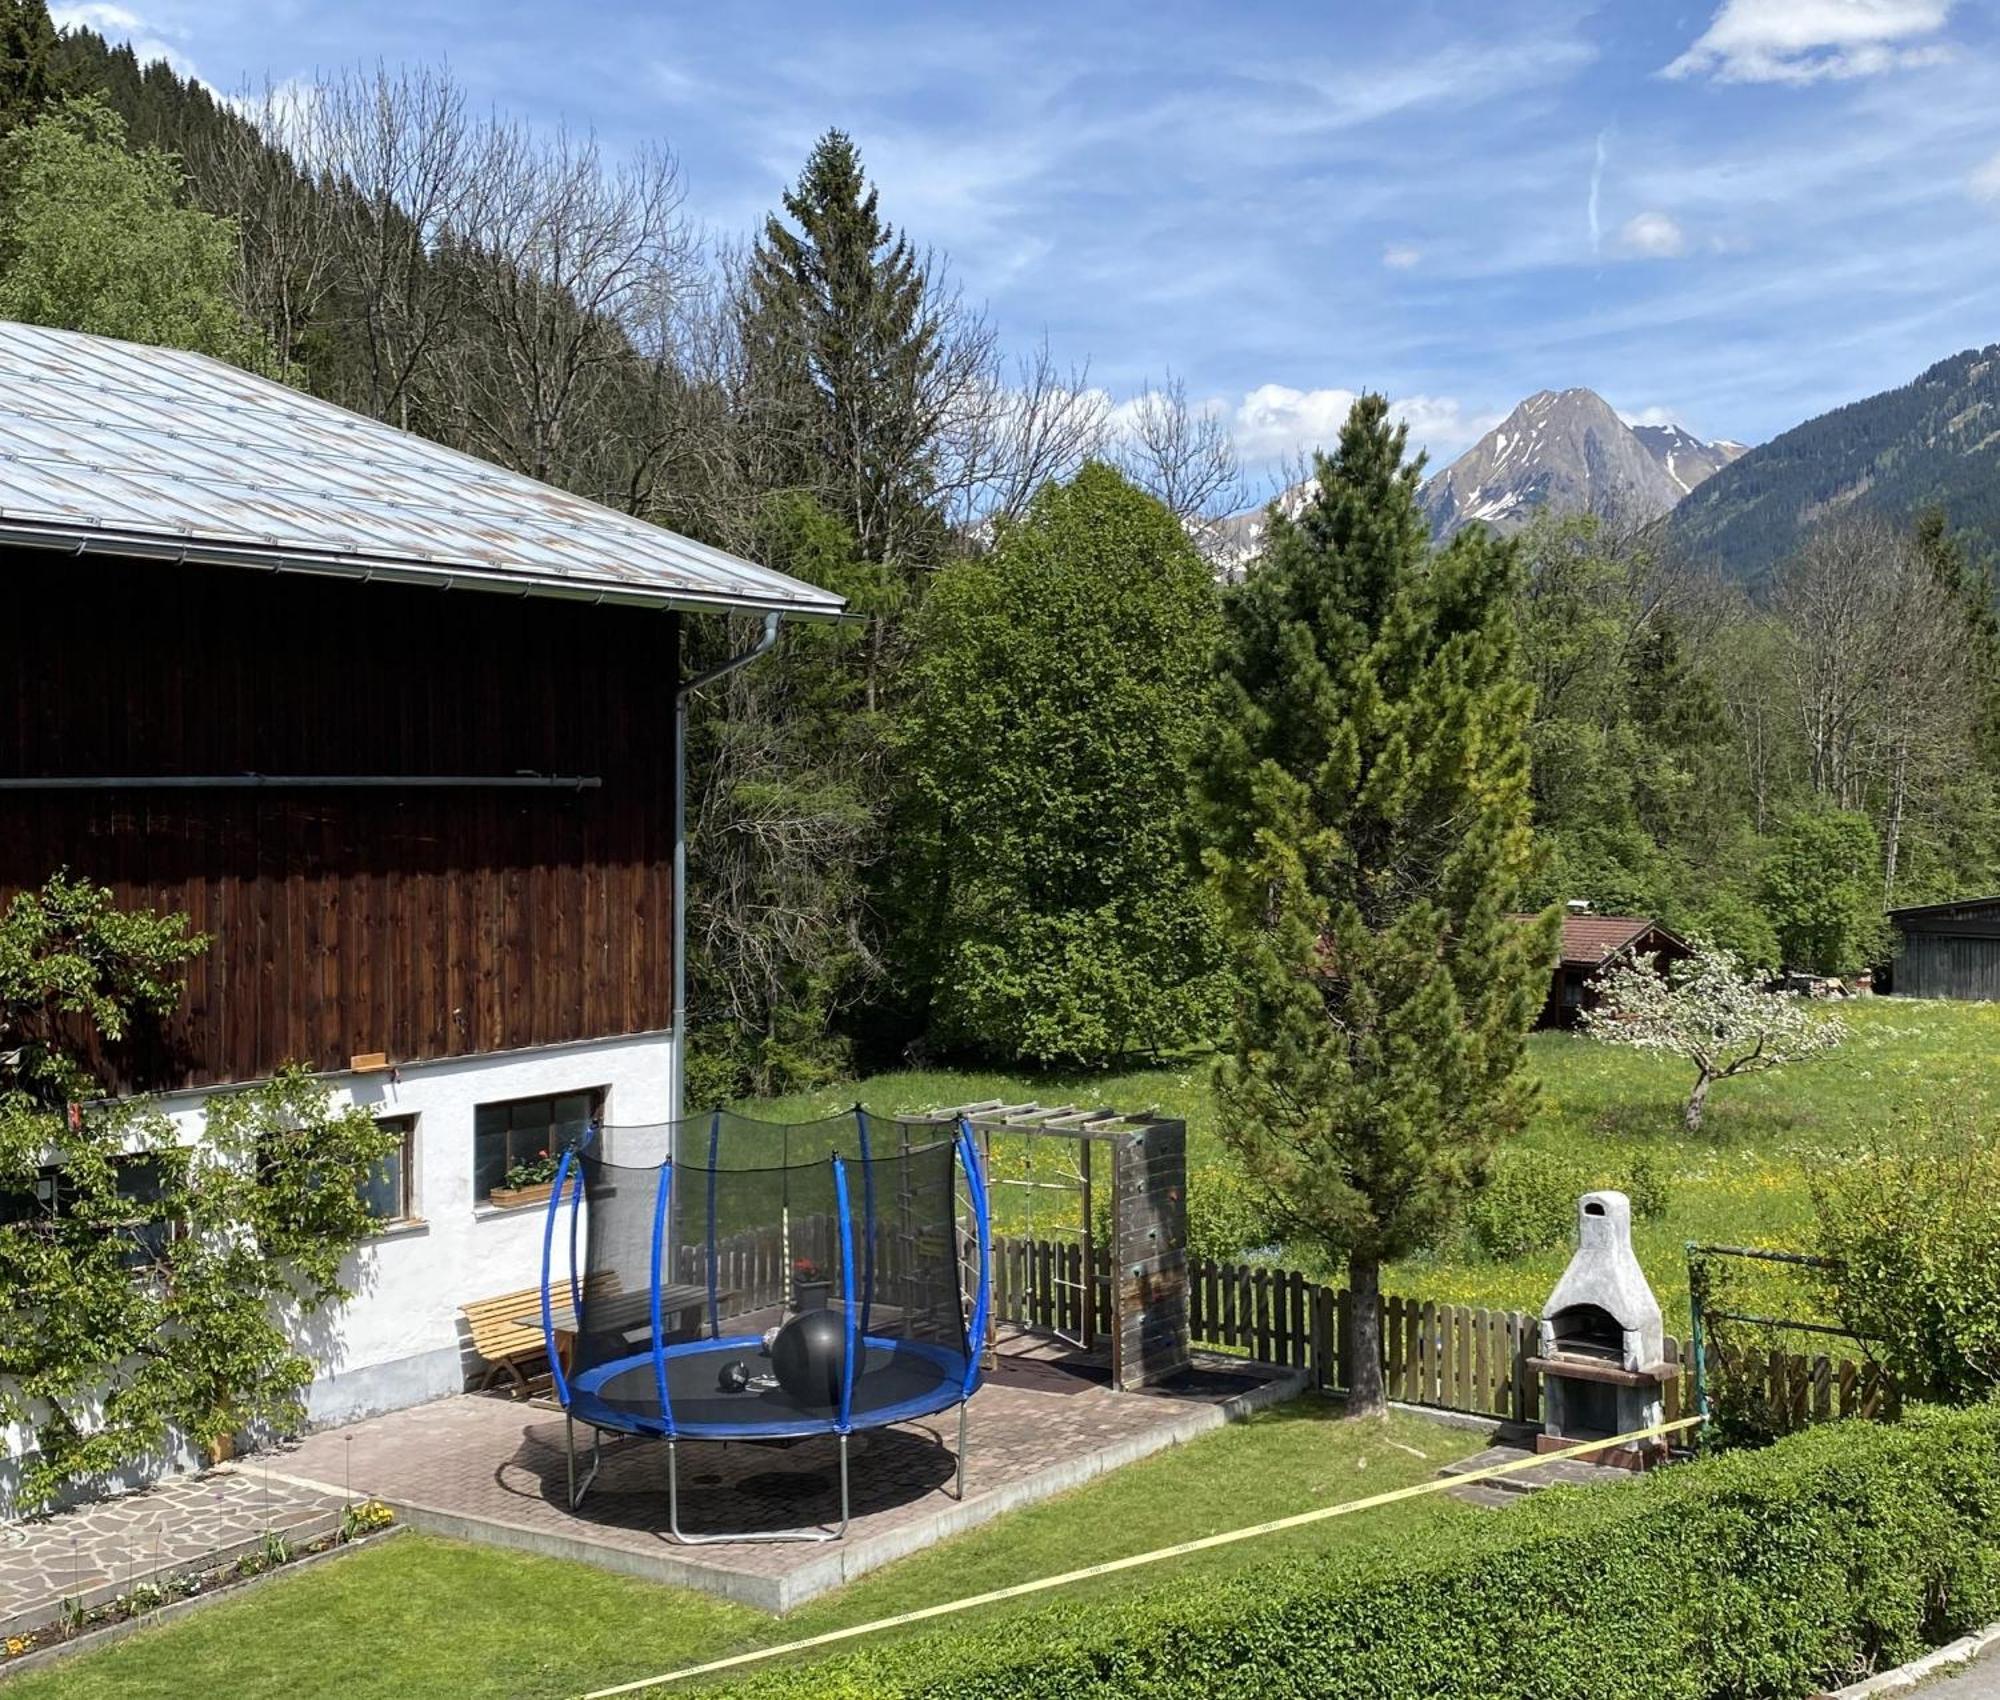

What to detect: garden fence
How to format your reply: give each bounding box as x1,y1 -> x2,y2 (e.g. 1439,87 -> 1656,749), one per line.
987,1234 -> 1896,1429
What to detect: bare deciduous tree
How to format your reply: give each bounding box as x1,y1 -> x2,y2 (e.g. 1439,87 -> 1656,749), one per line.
1112,373 -> 1243,537
448,122 -> 693,491
1771,514 -> 1972,900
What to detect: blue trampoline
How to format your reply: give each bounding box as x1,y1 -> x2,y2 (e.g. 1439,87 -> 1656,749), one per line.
541,1109 -> 991,1544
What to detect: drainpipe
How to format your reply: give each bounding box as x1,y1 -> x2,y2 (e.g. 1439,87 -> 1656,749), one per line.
671,612 -> 781,1140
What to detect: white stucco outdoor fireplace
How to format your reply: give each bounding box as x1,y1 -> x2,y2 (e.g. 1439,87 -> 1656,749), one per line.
1529,1190 -> 1674,1469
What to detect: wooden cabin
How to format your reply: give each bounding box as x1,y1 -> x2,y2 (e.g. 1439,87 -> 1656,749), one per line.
0,320 -> 844,1427
1525,911 -> 1691,1030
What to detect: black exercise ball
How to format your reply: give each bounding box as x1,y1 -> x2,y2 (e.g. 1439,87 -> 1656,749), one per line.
771,1308 -> 848,1408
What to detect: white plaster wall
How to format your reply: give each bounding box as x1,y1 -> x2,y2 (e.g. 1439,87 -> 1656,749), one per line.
160,1028 -> 673,1427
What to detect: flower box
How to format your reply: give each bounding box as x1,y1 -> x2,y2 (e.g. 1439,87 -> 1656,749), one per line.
488,1180 -> 555,1211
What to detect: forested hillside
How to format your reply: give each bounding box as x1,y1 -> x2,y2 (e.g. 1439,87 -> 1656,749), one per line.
1668,346 -> 2000,580
5,0 -> 1999,1096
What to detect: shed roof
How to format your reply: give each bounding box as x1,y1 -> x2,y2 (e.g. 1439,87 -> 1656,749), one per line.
1886,895 -> 2000,922
0,320 -> 846,620
1535,914 -> 1683,969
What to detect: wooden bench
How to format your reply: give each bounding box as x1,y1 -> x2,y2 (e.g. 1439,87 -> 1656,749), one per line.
462,1286 -> 558,1394
461,1281 -> 723,1395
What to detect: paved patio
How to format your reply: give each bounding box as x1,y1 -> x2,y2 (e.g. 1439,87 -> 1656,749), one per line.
0,1468 -> 348,1640
266,1332 -> 1305,1610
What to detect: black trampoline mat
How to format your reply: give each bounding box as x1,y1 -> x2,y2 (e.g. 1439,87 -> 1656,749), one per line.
581,1337 -> 968,1430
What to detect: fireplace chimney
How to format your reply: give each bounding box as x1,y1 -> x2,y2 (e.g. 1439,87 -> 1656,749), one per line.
1529,1191 -> 1673,1468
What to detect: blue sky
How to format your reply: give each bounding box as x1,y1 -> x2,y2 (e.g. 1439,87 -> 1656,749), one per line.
51,0 -> 2000,482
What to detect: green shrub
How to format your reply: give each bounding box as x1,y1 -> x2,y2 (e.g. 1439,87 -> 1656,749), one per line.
1625,1151 -> 1672,1223
1813,1114 -> 2000,1404
1461,1149 -> 1592,1260
707,1404 -> 2000,1700
1185,1164 -> 1273,1265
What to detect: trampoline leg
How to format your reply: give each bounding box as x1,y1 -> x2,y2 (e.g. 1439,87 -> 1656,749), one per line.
955,1401 -> 969,1501
660,1433 -> 849,1545
567,1415 -> 602,1511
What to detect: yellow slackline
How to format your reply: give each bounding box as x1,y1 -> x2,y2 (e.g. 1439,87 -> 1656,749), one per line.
577,1412 -> 1704,1699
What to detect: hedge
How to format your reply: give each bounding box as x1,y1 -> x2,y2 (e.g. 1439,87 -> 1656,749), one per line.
705,1404 -> 2000,1700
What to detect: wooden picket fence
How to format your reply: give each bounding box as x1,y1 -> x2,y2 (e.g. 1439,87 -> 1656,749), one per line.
989,1236 -> 1894,1429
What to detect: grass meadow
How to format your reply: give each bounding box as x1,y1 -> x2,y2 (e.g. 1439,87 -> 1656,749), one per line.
747,996 -> 2000,1320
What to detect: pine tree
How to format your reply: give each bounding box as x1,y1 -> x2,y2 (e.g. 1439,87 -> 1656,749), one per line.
902,463 -> 1226,1065
1195,397 -> 1555,1417
0,0 -> 56,135
743,128 -> 946,580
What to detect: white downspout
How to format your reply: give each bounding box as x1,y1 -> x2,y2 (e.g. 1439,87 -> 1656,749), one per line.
671,611 -> 781,1139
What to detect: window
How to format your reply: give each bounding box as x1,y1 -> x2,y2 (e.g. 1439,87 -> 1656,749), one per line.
0,1157 -> 178,1270
358,1116 -> 418,1225
474,1091 -> 598,1203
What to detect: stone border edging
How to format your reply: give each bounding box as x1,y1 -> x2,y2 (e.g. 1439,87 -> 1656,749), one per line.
0,1524 -> 407,1684
1817,1622 -> 2000,1698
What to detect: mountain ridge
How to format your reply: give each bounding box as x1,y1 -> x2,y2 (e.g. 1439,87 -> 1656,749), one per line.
1665,345 -> 2000,578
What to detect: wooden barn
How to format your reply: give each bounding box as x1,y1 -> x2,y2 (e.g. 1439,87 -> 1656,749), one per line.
1886,896 -> 2000,1000
0,320 -> 844,1427
1527,909 -> 1691,1030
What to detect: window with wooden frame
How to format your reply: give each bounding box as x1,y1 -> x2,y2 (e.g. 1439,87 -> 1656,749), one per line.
473,1090 -> 600,1205
358,1115 -> 418,1225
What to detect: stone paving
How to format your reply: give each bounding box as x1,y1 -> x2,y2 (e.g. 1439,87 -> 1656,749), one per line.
268,1332 -> 1303,1610
0,1468 -> 348,1637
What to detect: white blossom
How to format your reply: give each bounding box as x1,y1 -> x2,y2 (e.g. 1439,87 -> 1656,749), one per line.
1582,939 -> 1842,1130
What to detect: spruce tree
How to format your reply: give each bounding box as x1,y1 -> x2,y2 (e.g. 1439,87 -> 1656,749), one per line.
0,0 -> 55,135
1195,397 -> 1555,1417
743,128 -> 946,579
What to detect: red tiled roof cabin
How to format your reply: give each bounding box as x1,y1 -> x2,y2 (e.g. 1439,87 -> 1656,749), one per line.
1526,910 -> 1691,1030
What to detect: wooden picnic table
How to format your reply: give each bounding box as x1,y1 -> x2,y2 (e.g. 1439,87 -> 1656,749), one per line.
509,1283 -> 720,1372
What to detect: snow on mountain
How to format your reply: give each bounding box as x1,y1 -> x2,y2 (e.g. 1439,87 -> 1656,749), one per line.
1199,388 -> 1746,573
1420,389 -> 1702,540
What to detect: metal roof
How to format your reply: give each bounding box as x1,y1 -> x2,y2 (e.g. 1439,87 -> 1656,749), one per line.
1886,895 -> 2000,920
0,320 -> 846,620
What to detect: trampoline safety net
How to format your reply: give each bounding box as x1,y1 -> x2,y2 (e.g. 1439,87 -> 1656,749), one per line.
543,1111 -> 989,1442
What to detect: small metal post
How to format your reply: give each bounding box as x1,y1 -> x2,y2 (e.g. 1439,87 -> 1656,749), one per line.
1079,1134 -> 1095,1352
955,1401 -> 969,1501
1687,1242 -> 1710,1426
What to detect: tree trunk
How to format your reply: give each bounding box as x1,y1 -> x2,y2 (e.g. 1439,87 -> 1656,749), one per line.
1684,1069 -> 1713,1133
1883,733 -> 1908,907
1345,1252 -> 1386,1418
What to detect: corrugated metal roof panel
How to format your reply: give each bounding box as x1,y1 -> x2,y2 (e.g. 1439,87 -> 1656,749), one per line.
0,320 -> 846,618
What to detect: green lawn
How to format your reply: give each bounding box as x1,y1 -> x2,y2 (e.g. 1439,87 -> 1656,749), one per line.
748,996 -> 2000,1320
10,1404 -> 1478,1700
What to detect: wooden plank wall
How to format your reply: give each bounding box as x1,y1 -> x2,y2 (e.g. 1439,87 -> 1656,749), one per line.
1110,1118 -> 1191,1390
0,552 -> 679,1091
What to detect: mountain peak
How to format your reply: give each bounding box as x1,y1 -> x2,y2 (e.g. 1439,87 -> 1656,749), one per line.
1420,391 -> 1742,538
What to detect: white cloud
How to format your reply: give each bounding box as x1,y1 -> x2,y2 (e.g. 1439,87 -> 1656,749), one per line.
1664,0 -> 1954,85
49,2 -> 195,76
1618,404 -> 1685,429
1971,150 -> 2000,204
1222,384 -> 1497,468
1618,211 -> 1689,257
49,2 -> 141,29
1382,243 -> 1422,270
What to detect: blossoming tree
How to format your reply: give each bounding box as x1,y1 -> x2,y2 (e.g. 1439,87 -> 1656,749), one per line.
1583,939 -> 1842,1131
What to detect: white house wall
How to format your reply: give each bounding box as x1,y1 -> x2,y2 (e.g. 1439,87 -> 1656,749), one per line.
166,1029 -> 673,1429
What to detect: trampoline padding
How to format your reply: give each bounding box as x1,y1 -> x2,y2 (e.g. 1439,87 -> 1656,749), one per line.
570,1334 -> 970,1439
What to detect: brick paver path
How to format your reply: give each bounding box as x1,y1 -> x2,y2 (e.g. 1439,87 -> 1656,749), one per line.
0,1469 -> 346,1636
271,1340 -> 1296,1608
